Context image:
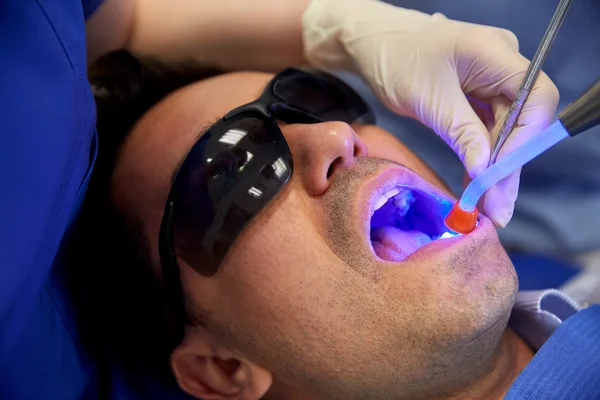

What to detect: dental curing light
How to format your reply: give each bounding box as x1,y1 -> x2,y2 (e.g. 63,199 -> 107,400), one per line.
445,78 -> 600,234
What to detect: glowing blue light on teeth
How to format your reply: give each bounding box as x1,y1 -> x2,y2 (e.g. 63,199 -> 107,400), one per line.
439,219 -> 478,239
439,231 -> 460,239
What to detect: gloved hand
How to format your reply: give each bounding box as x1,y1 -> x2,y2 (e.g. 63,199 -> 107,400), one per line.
302,0 -> 559,227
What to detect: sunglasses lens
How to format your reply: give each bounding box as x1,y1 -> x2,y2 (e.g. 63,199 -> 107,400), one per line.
273,69 -> 374,124
171,114 -> 292,276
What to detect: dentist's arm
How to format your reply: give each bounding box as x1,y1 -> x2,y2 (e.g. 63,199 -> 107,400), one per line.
86,0 -> 309,71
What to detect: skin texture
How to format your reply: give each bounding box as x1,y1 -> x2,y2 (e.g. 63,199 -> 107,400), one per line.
111,72 -> 527,400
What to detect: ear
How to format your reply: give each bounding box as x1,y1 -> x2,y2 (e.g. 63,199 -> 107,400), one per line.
170,328 -> 272,400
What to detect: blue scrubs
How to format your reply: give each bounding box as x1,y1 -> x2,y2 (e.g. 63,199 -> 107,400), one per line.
0,3 -> 195,398
0,1 -> 102,398
370,0 -> 600,256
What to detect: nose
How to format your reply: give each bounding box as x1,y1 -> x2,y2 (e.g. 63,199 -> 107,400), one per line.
283,122 -> 368,196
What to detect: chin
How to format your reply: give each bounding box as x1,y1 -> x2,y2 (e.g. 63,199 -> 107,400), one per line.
444,232 -> 518,345
380,212 -> 518,343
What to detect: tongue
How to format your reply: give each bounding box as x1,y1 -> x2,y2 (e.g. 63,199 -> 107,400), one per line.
371,226 -> 431,262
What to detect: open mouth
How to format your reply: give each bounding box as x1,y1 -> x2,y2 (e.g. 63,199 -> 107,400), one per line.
370,186 -> 456,262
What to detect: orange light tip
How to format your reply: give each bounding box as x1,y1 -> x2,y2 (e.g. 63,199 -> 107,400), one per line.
444,202 -> 478,235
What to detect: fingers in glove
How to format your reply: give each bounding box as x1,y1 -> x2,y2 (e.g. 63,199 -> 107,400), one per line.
459,28 -> 560,115
492,67 -> 559,146
480,75 -> 559,227
460,30 -> 559,227
466,94 -> 495,132
441,80 -> 492,180
461,168 -> 517,228
481,168 -> 521,228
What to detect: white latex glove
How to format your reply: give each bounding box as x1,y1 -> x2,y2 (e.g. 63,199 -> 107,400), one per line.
302,0 -> 559,227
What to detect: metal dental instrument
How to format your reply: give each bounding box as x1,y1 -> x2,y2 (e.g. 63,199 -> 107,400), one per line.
488,0 -> 573,166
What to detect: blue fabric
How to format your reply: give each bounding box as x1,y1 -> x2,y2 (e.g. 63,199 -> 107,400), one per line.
0,1 -> 101,398
510,253 -> 580,291
2,240 -> 99,400
366,0 -> 600,256
106,362 -> 195,400
82,0 -> 104,19
506,305 -> 600,399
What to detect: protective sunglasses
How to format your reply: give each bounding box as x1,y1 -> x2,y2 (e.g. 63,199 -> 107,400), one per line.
159,67 -> 374,343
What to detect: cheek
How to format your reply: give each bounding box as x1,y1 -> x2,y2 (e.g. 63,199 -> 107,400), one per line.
205,196 -> 385,371
216,202 -> 343,324
356,126 -> 452,195
208,195 -> 330,323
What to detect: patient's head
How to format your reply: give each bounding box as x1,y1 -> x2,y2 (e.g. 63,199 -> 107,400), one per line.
76,52 -> 518,400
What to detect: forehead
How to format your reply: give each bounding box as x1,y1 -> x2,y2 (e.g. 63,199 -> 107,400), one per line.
111,72 -> 274,251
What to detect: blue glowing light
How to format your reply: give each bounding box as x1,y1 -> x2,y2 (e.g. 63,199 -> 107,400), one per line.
370,187 -> 455,241
439,231 -> 459,239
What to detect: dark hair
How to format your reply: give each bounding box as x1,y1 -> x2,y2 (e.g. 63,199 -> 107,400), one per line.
66,50 -> 223,387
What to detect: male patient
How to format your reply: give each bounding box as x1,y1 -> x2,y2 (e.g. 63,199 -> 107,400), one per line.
68,51 -> 580,400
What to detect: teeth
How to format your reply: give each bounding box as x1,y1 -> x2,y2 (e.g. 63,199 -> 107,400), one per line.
393,197 -> 408,209
392,188 -> 414,217
372,187 -> 416,215
373,195 -> 388,212
393,187 -> 412,200
382,187 -> 400,199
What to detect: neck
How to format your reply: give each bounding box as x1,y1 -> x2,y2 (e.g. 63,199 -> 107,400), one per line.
441,328 -> 534,400
266,329 -> 534,400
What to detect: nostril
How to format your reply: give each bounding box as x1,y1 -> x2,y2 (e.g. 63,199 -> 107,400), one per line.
353,141 -> 368,157
327,157 -> 342,179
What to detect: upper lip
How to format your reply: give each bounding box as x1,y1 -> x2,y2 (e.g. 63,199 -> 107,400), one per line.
356,165 -> 456,249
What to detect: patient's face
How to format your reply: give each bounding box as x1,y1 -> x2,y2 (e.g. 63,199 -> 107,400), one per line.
113,72 -> 518,399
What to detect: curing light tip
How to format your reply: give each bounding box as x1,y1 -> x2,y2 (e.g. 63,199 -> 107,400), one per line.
444,202 -> 478,235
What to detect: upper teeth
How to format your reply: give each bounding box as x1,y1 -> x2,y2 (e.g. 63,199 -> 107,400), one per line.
373,186 -> 407,213
393,188 -> 415,217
